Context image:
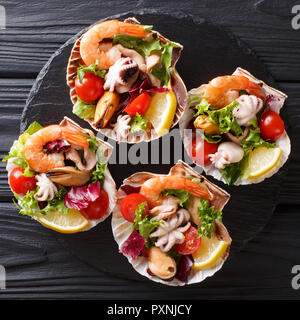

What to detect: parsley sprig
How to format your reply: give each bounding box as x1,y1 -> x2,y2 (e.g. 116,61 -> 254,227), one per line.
77,62 -> 107,83
133,202 -> 162,248
197,199 -> 222,238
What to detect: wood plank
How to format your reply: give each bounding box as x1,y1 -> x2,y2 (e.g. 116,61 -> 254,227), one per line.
0,79 -> 34,200
0,0 -> 299,80
0,0 -> 299,300
0,202 -> 299,299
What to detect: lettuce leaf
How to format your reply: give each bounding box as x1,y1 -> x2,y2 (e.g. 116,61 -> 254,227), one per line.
72,97 -> 96,119
14,190 -> 39,216
201,132 -> 222,144
133,202 -> 161,240
219,160 -> 244,186
194,99 -> 243,136
241,118 -> 275,155
113,34 -> 179,86
90,162 -> 106,185
77,62 -> 107,83
161,189 -> 191,209
130,113 -> 147,133
197,199 -> 222,238
14,188 -> 69,217
113,34 -> 162,58
39,189 -> 69,215
87,137 -> 99,153
2,121 -> 42,177
150,42 -> 179,86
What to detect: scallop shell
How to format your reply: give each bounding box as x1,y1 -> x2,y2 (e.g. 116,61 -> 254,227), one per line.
179,67 -> 291,185
66,17 -> 187,144
7,117 -> 117,232
111,160 -> 232,286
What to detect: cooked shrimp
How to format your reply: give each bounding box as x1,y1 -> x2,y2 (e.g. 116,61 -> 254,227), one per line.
202,75 -> 266,108
80,20 -> 147,69
140,175 -> 212,208
23,125 -> 89,173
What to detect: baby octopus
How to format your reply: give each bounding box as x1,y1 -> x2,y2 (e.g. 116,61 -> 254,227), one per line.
104,57 -> 139,94
209,142 -> 244,169
150,209 -> 191,252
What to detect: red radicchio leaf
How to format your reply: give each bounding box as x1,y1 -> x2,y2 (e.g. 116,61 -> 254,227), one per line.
44,140 -> 71,153
117,77 -> 168,114
175,254 -> 194,283
265,94 -> 281,112
38,201 -> 47,210
140,246 -> 148,258
120,184 -> 141,194
147,268 -> 155,276
120,230 -> 146,259
64,181 -> 101,210
146,87 -> 169,93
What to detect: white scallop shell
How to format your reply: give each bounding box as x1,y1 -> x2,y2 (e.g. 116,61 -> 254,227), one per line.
179,67 -> 291,185
7,117 -> 117,233
111,161 -> 232,286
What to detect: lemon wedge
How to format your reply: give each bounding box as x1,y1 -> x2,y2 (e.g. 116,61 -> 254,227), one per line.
247,146 -> 282,179
36,209 -> 89,233
192,236 -> 229,270
145,90 -> 177,136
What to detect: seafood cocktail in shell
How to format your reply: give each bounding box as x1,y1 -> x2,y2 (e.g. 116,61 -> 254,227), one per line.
112,161 -> 231,286
67,17 -> 187,143
4,117 -> 116,233
180,67 -> 291,185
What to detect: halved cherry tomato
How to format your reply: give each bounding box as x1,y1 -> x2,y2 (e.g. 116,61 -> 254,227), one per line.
123,91 -> 151,116
175,226 -> 201,255
9,167 -> 37,196
259,110 -> 284,141
188,135 -> 219,167
120,193 -> 149,222
75,72 -> 104,103
81,188 -> 109,220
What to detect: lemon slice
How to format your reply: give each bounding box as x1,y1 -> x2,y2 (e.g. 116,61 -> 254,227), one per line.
247,146 -> 282,179
192,236 -> 229,270
36,209 -> 89,233
145,90 -> 177,136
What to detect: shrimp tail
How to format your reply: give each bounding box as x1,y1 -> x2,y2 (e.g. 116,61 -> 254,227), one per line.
119,22 -> 147,38
60,127 -> 89,148
183,179 -> 212,200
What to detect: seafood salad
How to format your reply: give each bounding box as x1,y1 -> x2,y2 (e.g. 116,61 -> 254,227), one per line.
180,67 -> 291,185
67,17 -> 187,143
112,161 -> 231,286
3,117 -> 116,233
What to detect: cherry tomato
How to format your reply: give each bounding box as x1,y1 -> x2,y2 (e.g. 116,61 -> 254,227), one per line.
81,188 -> 109,220
120,193 -> 149,222
75,72 -> 104,103
259,110 -> 285,141
175,226 -> 201,255
188,135 -> 218,167
123,91 -> 151,116
9,167 -> 37,196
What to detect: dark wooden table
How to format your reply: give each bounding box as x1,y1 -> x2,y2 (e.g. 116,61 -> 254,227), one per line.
0,0 -> 300,300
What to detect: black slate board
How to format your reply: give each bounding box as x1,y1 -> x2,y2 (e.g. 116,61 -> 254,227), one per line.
21,10 -> 289,283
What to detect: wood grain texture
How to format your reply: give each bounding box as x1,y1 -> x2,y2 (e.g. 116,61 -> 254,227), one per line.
0,0 -> 299,300
0,0 -> 300,80
1,202 -> 299,299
